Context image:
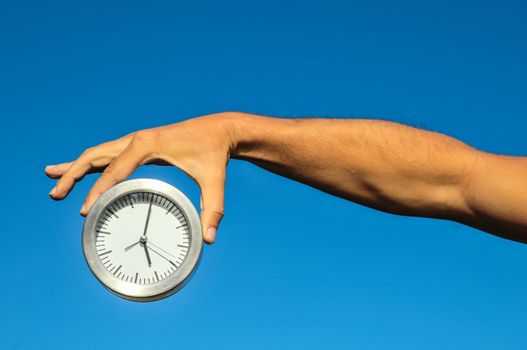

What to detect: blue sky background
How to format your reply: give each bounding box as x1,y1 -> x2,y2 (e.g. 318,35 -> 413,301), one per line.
1,0 -> 527,348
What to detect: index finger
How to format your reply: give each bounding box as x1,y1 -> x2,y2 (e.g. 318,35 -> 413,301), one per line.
80,142 -> 146,216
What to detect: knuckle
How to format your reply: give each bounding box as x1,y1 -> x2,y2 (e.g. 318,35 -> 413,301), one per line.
131,130 -> 160,164
102,167 -> 120,182
132,129 -> 157,145
88,159 -> 98,168
72,172 -> 85,181
209,206 -> 224,218
81,147 -> 94,157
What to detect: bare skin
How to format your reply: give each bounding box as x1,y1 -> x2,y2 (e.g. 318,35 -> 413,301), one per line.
46,112 -> 527,244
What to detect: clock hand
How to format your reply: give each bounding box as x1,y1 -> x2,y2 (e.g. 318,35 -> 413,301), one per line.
146,243 -> 177,266
142,242 -> 152,267
124,240 -> 140,252
147,240 -> 178,260
142,202 -> 153,237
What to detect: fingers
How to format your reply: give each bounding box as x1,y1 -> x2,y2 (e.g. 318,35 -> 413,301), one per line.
199,173 -> 226,244
49,152 -> 97,200
80,141 -> 146,216
47,138 -> 132,200
45,162 -> 72,179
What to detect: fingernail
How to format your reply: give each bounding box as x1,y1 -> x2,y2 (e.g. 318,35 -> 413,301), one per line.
80,203 -> 87,214
49,187 -> 56,197
206,227 -> 217,242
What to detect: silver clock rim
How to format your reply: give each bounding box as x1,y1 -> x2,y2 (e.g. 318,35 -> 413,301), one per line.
82,178 -> 203,302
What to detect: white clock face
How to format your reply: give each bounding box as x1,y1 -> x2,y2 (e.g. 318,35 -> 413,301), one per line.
96,192 -> 191,285
83,179 -> 203,302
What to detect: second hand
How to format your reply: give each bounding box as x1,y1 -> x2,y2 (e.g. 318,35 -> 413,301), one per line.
146,243 -> 178,267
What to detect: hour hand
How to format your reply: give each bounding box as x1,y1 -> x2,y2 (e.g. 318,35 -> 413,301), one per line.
143,243 -> 152,267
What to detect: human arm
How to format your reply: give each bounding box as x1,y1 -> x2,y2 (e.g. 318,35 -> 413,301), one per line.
231,115 -> 527,243
45,112 -> 527,243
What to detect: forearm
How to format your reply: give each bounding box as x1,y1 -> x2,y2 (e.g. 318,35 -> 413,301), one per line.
229,112 -> 527,241
230,113 -> 476,218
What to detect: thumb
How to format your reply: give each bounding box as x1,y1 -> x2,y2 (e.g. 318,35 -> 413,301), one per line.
199,174 -> 225,244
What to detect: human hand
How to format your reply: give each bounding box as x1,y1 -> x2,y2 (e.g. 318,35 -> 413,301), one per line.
45,112 -> 240,244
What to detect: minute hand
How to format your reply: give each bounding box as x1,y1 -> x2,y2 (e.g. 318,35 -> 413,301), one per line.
142,202 -> 153,236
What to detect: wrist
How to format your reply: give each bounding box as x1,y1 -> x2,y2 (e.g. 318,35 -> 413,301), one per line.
215,111 -> 263,159
214,111 -> 294,160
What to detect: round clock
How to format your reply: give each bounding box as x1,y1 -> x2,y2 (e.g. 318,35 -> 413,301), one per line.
82,179 -> 202,302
